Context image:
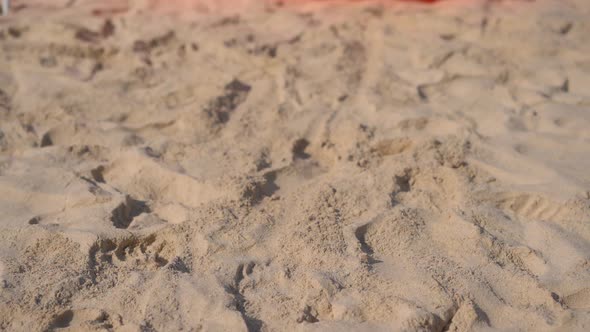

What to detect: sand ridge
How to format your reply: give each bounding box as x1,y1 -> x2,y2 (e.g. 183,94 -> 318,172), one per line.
0,0 -> 590,331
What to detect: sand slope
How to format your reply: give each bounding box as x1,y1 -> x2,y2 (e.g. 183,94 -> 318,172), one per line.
1,0 -> 590,331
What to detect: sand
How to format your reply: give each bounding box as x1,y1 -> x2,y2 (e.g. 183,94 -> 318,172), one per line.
0,0 -> 589,331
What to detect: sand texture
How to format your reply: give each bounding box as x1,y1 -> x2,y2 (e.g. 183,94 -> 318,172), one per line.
1,0 -> 590,331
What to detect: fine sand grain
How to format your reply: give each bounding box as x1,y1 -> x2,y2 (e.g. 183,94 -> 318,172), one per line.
1,0 -> 590,331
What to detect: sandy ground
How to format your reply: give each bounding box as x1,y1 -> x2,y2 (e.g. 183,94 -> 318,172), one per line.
1,0 -> 590,331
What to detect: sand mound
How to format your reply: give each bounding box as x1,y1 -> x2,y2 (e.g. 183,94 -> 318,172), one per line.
1,0 -> 590,331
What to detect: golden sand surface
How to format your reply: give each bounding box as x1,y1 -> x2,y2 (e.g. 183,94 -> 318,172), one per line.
1,0 -> 589,330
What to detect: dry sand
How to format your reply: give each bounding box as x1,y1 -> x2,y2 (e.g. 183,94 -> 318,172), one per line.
1,0 -> 590,331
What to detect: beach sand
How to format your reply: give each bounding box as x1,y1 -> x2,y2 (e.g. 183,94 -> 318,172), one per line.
1,0 -> 589,330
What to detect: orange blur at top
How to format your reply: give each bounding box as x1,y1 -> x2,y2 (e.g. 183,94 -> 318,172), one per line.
154,0 -> 444,8
148,0 -> 443,6
275,0 -> 440,2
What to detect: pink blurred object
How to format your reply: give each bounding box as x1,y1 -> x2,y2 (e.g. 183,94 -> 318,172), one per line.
1,0 -> 448,17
